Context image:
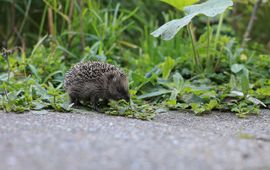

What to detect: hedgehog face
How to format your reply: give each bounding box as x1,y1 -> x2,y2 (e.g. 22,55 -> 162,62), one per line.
107,73 -> 130,102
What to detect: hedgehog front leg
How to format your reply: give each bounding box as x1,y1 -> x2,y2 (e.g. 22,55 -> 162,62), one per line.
90,96 -> 101,112
69,94 -> 81,108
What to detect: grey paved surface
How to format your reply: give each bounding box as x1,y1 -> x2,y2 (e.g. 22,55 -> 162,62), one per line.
0,109 -> 270,170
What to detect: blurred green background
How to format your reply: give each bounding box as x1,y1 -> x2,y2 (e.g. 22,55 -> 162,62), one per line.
1,0 -> 270,52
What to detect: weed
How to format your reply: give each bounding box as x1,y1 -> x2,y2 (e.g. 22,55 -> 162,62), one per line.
104,99 -> 157,120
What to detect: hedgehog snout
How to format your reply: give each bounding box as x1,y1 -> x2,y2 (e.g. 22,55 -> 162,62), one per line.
123,94 -> 130,102
120,89 -> 130,102
114,91 -> 130,102
116,93 -> 130,102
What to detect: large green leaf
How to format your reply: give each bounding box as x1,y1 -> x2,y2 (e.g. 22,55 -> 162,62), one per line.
161,0 -> 199,10
152,0 -> 233,40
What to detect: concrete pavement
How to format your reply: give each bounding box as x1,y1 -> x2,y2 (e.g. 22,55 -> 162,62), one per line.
0,110 -> 270,170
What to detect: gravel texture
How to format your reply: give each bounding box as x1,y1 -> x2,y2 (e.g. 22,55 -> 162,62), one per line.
0,109 -> 270,170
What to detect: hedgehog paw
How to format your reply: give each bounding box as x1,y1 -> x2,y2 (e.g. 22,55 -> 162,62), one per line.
93,105 -> 102,113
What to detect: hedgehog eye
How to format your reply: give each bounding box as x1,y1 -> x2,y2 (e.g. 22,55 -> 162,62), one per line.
107,74 -> 116,81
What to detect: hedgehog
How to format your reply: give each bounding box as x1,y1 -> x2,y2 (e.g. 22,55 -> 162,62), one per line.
64,61 -> 130,111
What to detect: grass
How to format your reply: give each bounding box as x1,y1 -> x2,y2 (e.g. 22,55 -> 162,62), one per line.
0,0 -> 270,119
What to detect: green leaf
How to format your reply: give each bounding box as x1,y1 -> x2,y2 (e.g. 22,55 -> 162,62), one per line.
191,103 -> 205,114
161,0 -> 198,10
105,100 -> 157,120
161,57 -> 175,79
166,99 -> 177,106
137,89 -> 171,99
231,64 -> 244,73
205,99 -> 218,111
28,64 -> 42,82
257,86 -> 270,96
29,35 -> 48,58
169,89 -> 178,100
33,84 -> 50,101
32,101 -> 48,110
247,96 -> 266,108
152,0 -> 233,40
0,73 -> 14,81
230,64 -> 250,95
240,68 -> 249,95
173,72 -> 184,91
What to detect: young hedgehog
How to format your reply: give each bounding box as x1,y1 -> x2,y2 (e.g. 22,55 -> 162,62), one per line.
64,61 -> 130,111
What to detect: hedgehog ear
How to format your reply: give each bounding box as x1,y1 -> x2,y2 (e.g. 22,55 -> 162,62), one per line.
107,74 -> 117,82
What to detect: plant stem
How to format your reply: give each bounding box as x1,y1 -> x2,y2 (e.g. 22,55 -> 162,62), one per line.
7,59 -> 10,83
241,0 -> 263,47
187,24 -> 201,72
206,17 -> 214,72
78,0 -> 85,52
4,53 -> 10,100
47,7 -> 54,36
39,5 -> 48,37
214,13 -> 224,50
67,0 -> 74,49
207,18 -> 211,59
19,0 -> 32,35
53,95 -> 56,106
